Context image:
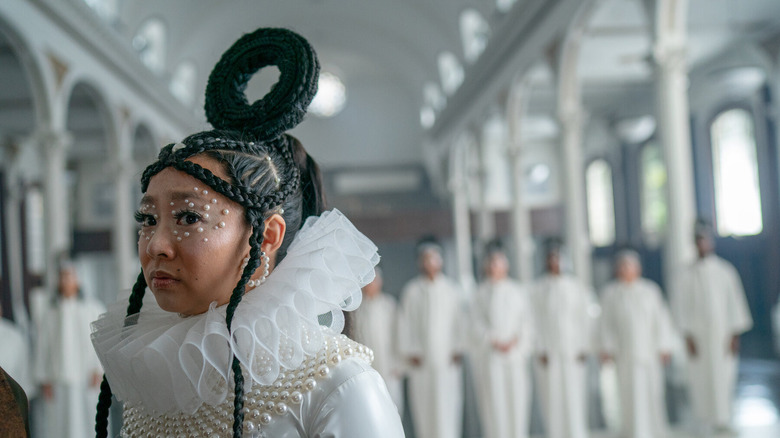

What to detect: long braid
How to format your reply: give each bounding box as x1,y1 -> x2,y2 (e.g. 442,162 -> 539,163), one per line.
226,223 -> 264,437
95,271 -> 147,437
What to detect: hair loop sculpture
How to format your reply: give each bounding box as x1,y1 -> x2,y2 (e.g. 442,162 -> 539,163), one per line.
95,27 -> 321,438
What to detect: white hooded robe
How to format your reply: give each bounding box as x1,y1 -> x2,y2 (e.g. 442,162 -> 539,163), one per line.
600,278 -> 676,438
470,278 -> 533,438
674,255 -> 753,427
398,274 -> 464,438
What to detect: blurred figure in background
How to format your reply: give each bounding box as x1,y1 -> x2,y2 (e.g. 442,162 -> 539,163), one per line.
33,264 -> 105,438
398,237 -> 464,438
351,266 -> 404,413
532,239 -> 593,438
470,241 -> 533,438
599,250 -> 676,438
673,220 -> 753,433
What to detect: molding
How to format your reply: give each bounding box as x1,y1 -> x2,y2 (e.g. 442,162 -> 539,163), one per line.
30,0 -> 198,133
428,0 -> 579,143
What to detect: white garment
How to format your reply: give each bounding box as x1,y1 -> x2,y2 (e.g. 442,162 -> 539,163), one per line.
120,334 -> 405,438
470,278 -> 533,438
531,274 -> 592,438
92,209 -> 404,436
674,255 -> 753,426
398,274 -> 464,438
34,296 -> 105,438
0,318 -> 33,396
600,278 -> 676,438
352,293 -> 404,413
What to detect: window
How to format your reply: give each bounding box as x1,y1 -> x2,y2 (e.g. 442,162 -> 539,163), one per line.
460,9 -> 490,63
169,61 -> 196,105
496,0 -> 518,12
83,0 -> 119,23
133,18 -> 166,74
640,142 -> 668,239
711,108 -> 763,236
438,51 -> 464,96
423,82 -> 446,112
586,159 -> 615,247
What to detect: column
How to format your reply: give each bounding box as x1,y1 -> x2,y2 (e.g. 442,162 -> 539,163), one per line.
450,143 -> 476,292
38,128 -> 72,297
2,138 -> 30,333
558,105 -> 592,286
508,146 -> 534,283
654,42 -> 697,293
112,159 -> 137,291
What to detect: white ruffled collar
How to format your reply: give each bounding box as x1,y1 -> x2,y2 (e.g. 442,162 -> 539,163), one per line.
91,209 -> 379,414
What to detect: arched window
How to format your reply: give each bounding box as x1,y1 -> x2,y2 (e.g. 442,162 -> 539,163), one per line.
496,0 -> 518,13
710,108 -> 763,236
169,61 -> 197,105
83,0 -> 119,23
133,18 -> 166,74
423,82 -> 446,112
460,9 -> 490,63
438,51 -> 464,96
640,142 -> 668,239
586,159 -> 616,247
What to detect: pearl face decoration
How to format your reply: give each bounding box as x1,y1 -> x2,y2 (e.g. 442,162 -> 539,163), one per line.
118,334 -> 373,437
136,186 -> 235,248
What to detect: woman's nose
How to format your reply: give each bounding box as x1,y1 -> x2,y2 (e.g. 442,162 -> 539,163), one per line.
144,228 -> 176,259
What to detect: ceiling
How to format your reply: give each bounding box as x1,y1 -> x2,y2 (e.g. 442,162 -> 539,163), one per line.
3,0 -> 780,206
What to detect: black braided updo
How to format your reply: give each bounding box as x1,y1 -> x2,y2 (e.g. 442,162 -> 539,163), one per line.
95,28 -> 324,438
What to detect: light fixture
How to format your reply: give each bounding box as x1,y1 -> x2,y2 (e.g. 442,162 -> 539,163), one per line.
309,72 -> 347,118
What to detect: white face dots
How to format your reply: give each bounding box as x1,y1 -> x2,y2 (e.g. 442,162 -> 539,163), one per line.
136,186 -> 233,245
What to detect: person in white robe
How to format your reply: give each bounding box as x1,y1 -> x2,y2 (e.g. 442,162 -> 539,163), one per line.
33,265 -> 105,438
532,241 -> 594,438
398,238 -> 464,438
351,267 -> 404,413
599,250 -> 676,438
470,244 -> 533,438
0,303 -> 33,397
672,221 -> 753,432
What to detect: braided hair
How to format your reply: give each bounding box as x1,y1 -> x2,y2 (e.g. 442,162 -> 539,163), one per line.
95,28 -> 322,438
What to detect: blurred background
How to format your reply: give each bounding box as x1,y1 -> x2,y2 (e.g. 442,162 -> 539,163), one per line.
1,0 -> 780,437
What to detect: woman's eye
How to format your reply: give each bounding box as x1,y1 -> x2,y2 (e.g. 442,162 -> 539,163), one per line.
176,211 -> 201,226
134,212 -> 156,227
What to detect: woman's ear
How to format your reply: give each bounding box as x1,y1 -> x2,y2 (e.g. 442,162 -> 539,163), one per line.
261,214 -> 287,255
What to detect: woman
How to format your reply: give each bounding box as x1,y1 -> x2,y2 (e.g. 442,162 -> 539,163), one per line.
91,28 -> 404,437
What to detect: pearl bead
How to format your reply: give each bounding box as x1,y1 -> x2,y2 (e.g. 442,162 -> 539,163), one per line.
222,209 -> 229,215
185,199 -> 189,204
290,391 -> 303,404
184,232 -> 190,237
211,198 -> 217,204
173,230 -> 178,235
219,222 -> 225,228
203,238 -> 208,242
204,205 -> 210,211
189,202 -> 195,207
194,187 -> 199,191
203,190 -> 209,195
275,402 -> 288,415
197,227 -> 204,233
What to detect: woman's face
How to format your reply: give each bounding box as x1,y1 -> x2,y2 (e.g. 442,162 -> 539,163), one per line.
136,155 -> 252,315
486,253 -> 509,281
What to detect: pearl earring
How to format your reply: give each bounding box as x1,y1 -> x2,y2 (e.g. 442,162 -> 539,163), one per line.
246,252 -> 271,288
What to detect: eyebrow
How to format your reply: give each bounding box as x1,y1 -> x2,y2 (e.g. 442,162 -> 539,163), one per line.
140,191 -> 208,207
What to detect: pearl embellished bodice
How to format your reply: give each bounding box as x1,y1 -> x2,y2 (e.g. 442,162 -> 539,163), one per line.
120,334 -> 405,437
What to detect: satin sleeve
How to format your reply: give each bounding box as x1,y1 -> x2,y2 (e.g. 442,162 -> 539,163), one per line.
308,359 -> 405,437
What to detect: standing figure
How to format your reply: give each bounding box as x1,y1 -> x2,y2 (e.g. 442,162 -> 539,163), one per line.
470,243 -> 533,438
532,241 -> 593,438
352,267 -> 404,413
399,238 -> 464,438
673,220 -> 752,432
599,250 -> 676,438
34,265 -> 105,438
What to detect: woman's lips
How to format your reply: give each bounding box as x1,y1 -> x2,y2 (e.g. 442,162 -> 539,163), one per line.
151,276 -> 179,289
